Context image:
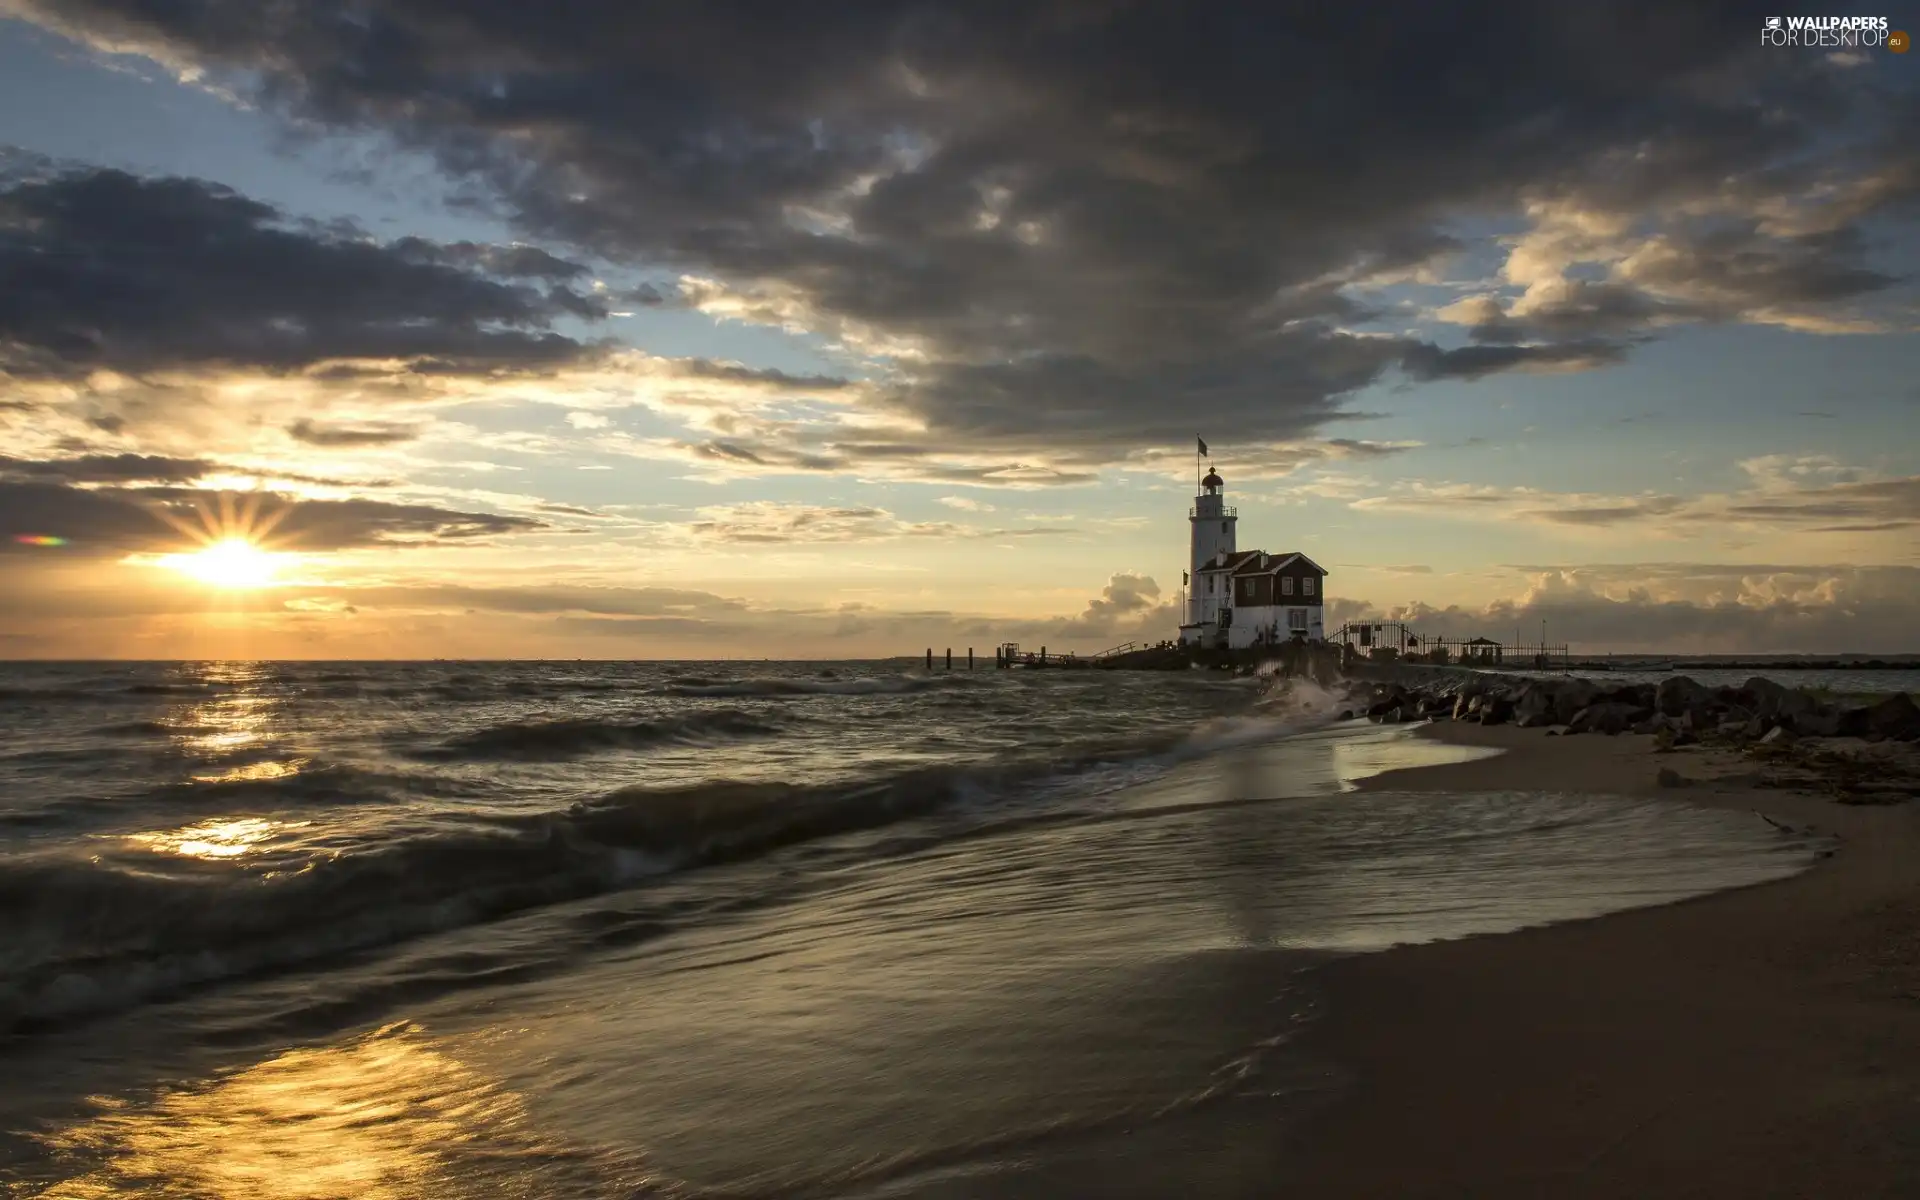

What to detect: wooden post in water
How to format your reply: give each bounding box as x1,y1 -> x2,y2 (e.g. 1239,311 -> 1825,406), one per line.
968,647 -> 974,670
945,648 -> 952,670
1040,645 -> 1047,666
925,648 -> 932,670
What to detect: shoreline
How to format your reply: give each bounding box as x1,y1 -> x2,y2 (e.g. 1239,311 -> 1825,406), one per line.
1271,721 -> 1920,1198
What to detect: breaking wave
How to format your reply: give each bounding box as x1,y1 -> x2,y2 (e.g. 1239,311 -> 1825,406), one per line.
0,703 -> 1338,1032
413,709 -> 787,761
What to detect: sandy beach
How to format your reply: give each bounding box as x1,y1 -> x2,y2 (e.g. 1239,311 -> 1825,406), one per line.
1274,722 -> 1920,1198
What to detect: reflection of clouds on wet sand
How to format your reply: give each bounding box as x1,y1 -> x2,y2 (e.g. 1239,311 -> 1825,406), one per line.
30,1023 -> 662,1199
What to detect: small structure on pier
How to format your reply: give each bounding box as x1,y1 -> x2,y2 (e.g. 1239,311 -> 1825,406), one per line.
1331,622 -> 1570,669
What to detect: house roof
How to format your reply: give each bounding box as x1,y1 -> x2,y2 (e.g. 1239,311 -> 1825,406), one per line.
1229,550 -> 1329,577
1197,549 -> 1260,573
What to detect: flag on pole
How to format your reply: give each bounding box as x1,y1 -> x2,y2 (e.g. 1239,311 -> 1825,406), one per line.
1197,436 -> 1208,457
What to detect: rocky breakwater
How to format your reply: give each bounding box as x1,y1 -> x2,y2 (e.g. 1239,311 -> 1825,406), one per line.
1346,671 -> 1920,742
1335,668 -> 1920,803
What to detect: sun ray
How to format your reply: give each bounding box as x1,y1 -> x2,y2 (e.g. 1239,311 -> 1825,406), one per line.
143,491 -> 306,589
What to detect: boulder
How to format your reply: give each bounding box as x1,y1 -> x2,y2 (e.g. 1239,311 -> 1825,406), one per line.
1479,695 -> 1515,726
1742,675 -> 1791,717
1514,684 -> 1555,726
1793,708 -> 1841,738
1759,725 -> 1796,746
1655,675 -> 1714,719
1608,683 -> 1659,710
1655,767 -> 1690,788
1568,701 -> 1643,736
1554,679 -> 1601,721
1366,691 -> 1406,720
1864,692 -> 1920,742
1771,689 -> 1816,727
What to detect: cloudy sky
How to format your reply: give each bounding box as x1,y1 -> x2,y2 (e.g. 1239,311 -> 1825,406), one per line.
1,2 -> 1916,659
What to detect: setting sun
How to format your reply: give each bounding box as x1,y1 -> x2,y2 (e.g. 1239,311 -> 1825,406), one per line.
164,538 -> 285,588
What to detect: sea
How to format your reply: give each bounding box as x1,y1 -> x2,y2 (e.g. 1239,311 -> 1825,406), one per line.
0,660 -> 1838,1198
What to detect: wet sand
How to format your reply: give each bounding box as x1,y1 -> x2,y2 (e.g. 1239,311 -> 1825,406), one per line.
1274,723 -> 1920,1198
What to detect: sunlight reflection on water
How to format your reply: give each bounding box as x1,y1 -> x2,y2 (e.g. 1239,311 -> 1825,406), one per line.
190,759 -> 305,786
30,1023 -> 657,1199
126,817 -> 310,861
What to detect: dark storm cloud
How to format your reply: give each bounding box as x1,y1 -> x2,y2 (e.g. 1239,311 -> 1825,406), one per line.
10,1 -> 1915,451
0,480 -> 544,555
0,167 -> 607,378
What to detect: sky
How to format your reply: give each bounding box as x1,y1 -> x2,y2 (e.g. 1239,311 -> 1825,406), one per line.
0,1 -> 1916,659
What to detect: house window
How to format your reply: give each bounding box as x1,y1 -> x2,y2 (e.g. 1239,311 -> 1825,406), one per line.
1304,577 -> 1315,596
1221,521 -> 1229,533
1288,608 -> 1308,631
1281,576 -> 1294,596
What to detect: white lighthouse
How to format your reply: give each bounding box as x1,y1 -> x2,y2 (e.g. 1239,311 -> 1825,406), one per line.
1177,441 -> 1329,650
1178,442 -> 1238,646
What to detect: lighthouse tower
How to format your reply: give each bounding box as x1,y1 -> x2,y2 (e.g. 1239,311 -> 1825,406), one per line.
1179,447 -> 1238,644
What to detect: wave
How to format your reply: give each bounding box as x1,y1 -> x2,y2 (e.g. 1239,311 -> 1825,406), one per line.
0,762 -> 491,832
0,682 -> 232,705
121,681 -> 236,696
89,719 -> 211,738
413,709 -> 786,761
663,673 -> 971,698
0,685 -> 99,703
0,683 -> 1336,1031
0,762 -> 1014,1031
